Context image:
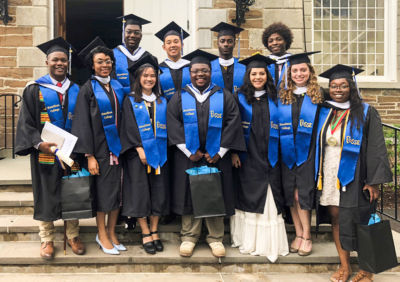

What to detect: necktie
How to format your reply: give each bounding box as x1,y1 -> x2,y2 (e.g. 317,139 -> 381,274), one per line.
56,82 -> 63,104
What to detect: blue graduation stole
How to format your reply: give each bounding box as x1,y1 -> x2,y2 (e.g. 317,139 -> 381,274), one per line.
113,47 -> 131,94
237,92 -> 279,167
268,62 -> 289,89
211,58 -> 245,92
91,79 -> 124,157
36,74 -> 79,132
159,66 -> 190,101
181,87 -> 224,158
129,96 -> 167,169
315,104 -> 369,189
278,94 -> 318,169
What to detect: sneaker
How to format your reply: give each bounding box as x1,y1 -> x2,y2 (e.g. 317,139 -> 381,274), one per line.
209,242 -> 225,258
179,241 -> 195,257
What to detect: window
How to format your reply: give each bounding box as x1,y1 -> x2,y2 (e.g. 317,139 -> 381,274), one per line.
312,0 -> 397,82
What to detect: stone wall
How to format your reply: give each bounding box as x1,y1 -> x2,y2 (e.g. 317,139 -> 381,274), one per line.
0,0 -> 50,151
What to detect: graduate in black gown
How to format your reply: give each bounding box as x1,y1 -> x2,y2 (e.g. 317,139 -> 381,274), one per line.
229,54 -> 289,262
15,37 -> 85,259
278,52 -> 323,256
72,37 -> 125,255
113,14 -> 153,94
120,55 -> 169,255
155,21 -> 191,101
315,65 -> 392,282
167,49 -> 246,258
210,22 -> 246,94
262,22 -> 294,89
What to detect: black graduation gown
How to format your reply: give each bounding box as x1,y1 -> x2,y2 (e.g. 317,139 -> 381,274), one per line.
71,79 -> 121,212
220,64 -> 234,93
316,105 -> 392,251
167,86 -> 246,216
159,61 -> 189,93
280,94 -> 321,210
120,95 -> 169,217
235,94 -> 284,214
15,82 -> 77,221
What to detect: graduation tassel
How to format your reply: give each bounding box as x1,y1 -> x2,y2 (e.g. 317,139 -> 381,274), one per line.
284,62 -> 288,90
353,68 -> 361,99
180,28 -> 184,56
237,35 -> 240,59
317,174 -> 323,190
68,45 -> 72,76
147,165 -> 151,174
155,166 -> 161,175
122,17 -> 126,45
336,178 -> 341,190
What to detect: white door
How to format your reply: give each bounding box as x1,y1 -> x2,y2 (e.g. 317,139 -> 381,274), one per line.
124,0 -> 196,60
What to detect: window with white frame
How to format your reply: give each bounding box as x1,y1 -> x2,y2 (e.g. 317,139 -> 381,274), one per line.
312,0 -> 397,82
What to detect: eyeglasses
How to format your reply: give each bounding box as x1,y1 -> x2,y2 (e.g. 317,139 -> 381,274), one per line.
126,30 -> 142,36
190,69 -> 211,75
95,60 -> 113,65
329,85 -> 349,90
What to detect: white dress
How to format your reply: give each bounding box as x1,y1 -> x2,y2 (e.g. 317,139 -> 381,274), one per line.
230,185 -> 289,263
320,127 -> 342,206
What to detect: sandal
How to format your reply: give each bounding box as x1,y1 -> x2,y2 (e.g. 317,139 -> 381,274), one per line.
298,237 -> 312,256
289,236 -> 303,253
350,270 -> 374,282
330,266 -> 352,282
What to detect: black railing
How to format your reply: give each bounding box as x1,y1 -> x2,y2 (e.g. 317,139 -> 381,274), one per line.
0,93 -> 21,159
379,123 -> 400,222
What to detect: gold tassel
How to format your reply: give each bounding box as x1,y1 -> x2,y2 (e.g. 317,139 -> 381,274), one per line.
147,165 -> 151,174
336,178 -> 341,190
155,166 -> 161,175
317,174 -> 323,190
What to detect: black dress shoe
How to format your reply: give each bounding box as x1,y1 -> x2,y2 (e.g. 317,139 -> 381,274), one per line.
151,231 -> 164,252
142,233 -> 156,255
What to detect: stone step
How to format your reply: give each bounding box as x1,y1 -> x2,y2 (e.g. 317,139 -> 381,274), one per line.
0,191 -> 34,215
0,185 -> 32,192
0,215 -> 333,242
0,240 -> 399,274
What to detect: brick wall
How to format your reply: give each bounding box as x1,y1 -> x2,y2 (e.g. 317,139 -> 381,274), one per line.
0,0 -> 50,150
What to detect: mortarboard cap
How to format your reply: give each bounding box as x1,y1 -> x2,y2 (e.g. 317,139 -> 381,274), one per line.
78,36 -> 107,66
37,37 -> 74,56
182,49 -> 218,66
319,64 -> 364,81
128,54 -> 160,75
155,21 -> 190,42
210,22 -> 244,37
239,53 -> 275,69
288,51 -> 320,66
117,14 -> 151,27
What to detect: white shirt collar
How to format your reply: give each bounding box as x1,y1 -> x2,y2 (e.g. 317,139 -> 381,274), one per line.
94,76 -> 110,85
293,86 -> 308,95
164,58 -> 190,70
118,45 -> 146,62
254,90 -> 266,98
268,53 -> 291,65
219,57 -> 234,67
327,100 -> 350,110
187,83 -> 213,103
49,76 -> 67,86
142,93 -> 157,102
38,76 -> 70,95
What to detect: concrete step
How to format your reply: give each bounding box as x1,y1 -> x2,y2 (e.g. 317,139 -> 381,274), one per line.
0,215 -> 333,242
0,191 -> 34,215
0,156 -> 31,186
0,240 -> 399,274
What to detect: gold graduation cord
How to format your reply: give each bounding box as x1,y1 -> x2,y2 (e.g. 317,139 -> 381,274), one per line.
317,108 -> 332,190
144,101 -> 161,175
336,110 -> 350,190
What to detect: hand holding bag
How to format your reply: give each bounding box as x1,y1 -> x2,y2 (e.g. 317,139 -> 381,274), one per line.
356,202 -> 398,273
186,166 -> 226,219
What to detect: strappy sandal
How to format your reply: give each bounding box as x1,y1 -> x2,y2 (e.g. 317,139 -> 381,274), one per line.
330,266 -> 352,282
350,270 -> 374,282
298,237 -> 312,256
289,236 -> 303,253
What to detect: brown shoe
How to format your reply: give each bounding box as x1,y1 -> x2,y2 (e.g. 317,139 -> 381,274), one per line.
40,241 -> 54,260
350,270 -> 374,282
68,237 -> 86,255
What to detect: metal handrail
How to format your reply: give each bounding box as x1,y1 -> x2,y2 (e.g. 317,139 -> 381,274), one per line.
379,123 -> 399,221
0,93 -> 22,159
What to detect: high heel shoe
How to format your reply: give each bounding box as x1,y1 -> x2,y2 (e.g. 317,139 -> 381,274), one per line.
112,242 -> 127,251
142,233 -> 156,255
96,234 -> 120,255
289,236 -> 303,253
298,237 -> 312,256
151,231 -> 163,252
